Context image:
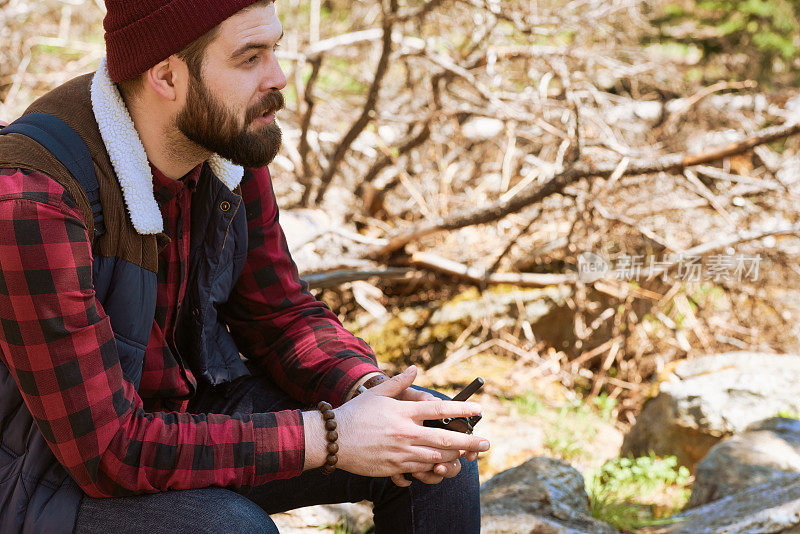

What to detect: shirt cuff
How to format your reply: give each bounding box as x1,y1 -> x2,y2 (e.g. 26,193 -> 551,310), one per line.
252,409 -> 305,485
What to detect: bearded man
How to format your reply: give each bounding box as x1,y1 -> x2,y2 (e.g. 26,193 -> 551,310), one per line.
0,1 -> 488,532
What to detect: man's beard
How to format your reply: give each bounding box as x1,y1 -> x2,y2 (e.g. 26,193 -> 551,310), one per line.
175,74 -> 284,168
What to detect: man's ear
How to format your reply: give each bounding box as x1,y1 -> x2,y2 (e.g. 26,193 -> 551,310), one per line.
145,57 -> 185,101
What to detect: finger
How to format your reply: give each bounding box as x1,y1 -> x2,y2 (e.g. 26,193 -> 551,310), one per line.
400,461 -> 437,473
412,471 -> 445,485
407,446 -> 461,464
371,366 -> 417,397
409,400 -> 482,420
391,474 -> 412,488
415,428 -> 490,453
465,451 -> 478,462
396,388 -> 437,402
433,459 -> 462,478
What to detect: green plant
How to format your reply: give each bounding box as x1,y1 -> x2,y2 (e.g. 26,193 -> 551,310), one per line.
543,400 -> 599,461
320,516 -> 371,534
593,393 -> 617,422
586,454 -> 691,530
503,392 -> 544,416
544,431 -> 585,460
651,0 -> 800,81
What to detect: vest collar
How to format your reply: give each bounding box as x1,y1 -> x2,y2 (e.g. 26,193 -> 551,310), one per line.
89,58 -> 244,235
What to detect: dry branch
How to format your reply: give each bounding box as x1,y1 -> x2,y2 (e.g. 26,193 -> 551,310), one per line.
368,120 -> 800,258
407,251 -> 578,286
297,56 -> 323,204
312,1 -> 397,205
362,120 -> 432,187
485,208 -> 542,275
304,28 -> 383,59
655,80 -> 758,137
304,268 -> 411,289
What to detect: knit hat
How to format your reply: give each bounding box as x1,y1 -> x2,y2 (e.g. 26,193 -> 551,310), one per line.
103,0 -> 263,82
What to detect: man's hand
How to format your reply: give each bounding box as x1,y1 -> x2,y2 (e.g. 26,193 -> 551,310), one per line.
391,384 -> 477,487
304,366 -> 489,484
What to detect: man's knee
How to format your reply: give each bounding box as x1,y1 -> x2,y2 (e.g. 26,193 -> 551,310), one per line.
195,488 -> 278,534
75,488 -> 278,534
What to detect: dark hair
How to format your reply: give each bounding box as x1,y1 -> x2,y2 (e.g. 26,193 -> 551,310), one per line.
117,0 -> 274,101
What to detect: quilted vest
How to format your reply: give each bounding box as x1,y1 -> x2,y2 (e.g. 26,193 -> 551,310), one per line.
0,74 -> 253,533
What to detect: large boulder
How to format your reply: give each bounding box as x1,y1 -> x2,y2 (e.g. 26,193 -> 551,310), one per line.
621,352 -> 800,469
480,457 -> 618,534
688,417 -> 800,508
641,475 -> 800,534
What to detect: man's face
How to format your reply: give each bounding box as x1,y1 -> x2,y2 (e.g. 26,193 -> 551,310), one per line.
175,2 -> 287,168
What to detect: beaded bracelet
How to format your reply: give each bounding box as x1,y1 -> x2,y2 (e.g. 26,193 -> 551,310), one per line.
317,401 -> 339,474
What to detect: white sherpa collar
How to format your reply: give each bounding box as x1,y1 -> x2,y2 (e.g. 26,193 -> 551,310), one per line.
90,58 -> 244,235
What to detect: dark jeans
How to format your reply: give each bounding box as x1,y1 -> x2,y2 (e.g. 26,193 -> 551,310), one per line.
74,374 -> 480,533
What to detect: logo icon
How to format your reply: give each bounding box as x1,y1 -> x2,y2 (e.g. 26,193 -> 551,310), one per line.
578,252 -> 610,283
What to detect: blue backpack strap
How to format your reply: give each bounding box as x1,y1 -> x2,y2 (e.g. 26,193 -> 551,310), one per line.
0,112 -> 104,238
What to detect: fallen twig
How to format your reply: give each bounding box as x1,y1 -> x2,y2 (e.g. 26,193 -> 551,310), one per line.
303,268 -> 411,289
407,251 -> 578,286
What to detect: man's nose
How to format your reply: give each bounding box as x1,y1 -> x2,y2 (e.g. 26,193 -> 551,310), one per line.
260,56 -> 287,93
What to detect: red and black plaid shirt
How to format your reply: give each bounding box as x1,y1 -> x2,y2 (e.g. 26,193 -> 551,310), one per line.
0,164 -> 380,498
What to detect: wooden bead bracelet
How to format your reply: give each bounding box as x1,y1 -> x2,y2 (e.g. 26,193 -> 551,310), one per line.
317,401 -> 338,474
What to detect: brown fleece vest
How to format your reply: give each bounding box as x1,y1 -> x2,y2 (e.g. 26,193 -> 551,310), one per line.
0,74 -> 168,273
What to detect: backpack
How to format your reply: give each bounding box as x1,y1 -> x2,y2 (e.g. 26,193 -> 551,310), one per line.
0,112 -> 104,237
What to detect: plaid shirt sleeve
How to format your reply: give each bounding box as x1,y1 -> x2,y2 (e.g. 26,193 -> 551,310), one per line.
0,169 -> 305,498
220,167 -> 381,407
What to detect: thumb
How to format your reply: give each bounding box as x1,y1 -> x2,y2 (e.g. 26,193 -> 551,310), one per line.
371,366 -> 417,397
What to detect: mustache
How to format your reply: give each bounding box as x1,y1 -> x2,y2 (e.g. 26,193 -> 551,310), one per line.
245,91 -> 285,123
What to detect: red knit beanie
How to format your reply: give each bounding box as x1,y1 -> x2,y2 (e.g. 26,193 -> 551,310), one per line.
104,0 -> 263,82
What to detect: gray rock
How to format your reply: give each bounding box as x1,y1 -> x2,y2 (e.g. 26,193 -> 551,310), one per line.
641,475 -> 800,534
688,417 -> 800,508
621,352 -> 800,469
480,457 -> 618,534
271,502 -> 373,533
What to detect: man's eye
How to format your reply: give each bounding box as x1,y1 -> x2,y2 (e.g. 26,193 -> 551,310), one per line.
273,43 -> 281,52
245,55 -> 260,65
